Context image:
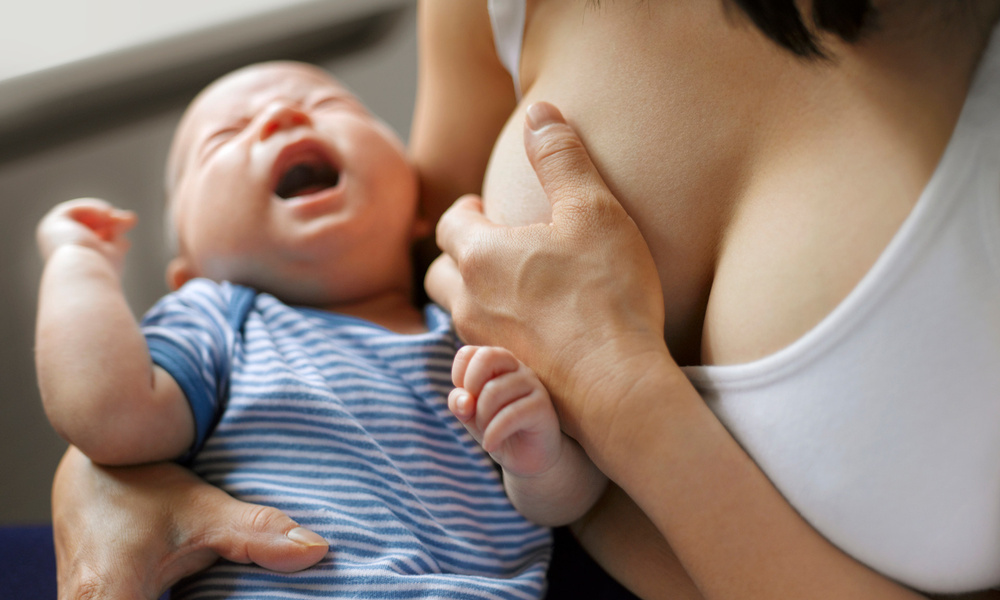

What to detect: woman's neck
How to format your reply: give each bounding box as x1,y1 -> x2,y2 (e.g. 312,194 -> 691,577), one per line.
738,0 -> 1000,232
803,2 -> 993,148
699,2 -> 1000,365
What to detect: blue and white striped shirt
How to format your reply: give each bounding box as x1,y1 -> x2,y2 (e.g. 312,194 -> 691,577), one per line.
142,279 -> 551,599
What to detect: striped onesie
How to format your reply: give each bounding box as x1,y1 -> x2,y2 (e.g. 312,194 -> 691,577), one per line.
142,279 -> 551,599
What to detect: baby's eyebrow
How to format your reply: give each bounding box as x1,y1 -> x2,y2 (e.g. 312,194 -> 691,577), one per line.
193,121 -> 247,161
311,92 -> 368,113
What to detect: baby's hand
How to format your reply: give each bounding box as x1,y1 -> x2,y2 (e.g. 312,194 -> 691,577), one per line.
37,198 -> 137,272
449,346 -> 563,478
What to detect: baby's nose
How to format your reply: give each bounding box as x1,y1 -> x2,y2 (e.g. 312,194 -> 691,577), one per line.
259,102 -> 312,140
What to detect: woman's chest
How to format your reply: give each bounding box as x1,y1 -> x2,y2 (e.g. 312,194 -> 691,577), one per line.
482,0 -> 936,367
480,82 -> 916,371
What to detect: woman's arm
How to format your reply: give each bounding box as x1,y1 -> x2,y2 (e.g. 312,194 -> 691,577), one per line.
36,199 -> 193,465
410,0 -> 517,224
572,484 -> 704,600
427,103 -> 944,600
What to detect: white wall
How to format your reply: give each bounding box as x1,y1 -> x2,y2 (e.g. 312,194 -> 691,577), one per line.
0,0 -> 406,81
0,4 -> 418,524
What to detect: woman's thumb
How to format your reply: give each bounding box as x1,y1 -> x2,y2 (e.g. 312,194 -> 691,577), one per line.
191,492 -> 329,573
522,102 -> 617,225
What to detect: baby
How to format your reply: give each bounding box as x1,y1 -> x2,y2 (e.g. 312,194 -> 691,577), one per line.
35,61 -> 605,599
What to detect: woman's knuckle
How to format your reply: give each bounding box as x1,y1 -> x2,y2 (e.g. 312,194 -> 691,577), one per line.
246,504 -> 285,532
456,246 -> 492,285
434,211 -> 452,241
594,194 -> 624,220
70,572 -> 109,600
535,128 -> 585,165
454,243 -> 476,270
452,308 -> 483,345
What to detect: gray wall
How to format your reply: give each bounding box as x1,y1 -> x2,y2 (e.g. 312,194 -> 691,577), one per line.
0,5 -> 417,524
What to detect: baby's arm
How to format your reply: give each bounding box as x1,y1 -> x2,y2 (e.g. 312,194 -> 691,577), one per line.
36,198 -> 194,465
448,345 -> 608,526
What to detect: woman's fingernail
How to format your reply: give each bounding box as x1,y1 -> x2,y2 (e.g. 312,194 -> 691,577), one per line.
525,102 -> 563,131
286,527 -> 327,547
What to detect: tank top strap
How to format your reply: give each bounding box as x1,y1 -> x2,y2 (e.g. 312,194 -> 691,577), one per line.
962,20 -> 1000,139
487,0 -> 526,98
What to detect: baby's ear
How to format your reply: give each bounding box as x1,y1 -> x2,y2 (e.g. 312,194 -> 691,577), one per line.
166,257 -> 195,291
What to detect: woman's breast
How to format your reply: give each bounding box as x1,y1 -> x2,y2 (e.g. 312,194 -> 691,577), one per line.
480,104 -> 551,228
480,65 -> 746,365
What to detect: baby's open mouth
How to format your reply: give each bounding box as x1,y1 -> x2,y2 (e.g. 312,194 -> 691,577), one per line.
274,160 -> 340,200
271,138 -> 342,201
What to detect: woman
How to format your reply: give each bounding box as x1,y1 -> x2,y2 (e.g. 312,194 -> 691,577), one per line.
52,0 -> 1000,597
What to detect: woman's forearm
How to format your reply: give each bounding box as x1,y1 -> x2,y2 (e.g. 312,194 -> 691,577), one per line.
571,483 -> 704,600
36,245 -> 191,464
573,348 -> 927,600
425,101 -> 943,598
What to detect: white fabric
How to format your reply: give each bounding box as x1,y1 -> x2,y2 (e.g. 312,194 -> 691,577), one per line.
682,24 -> 1000,594
485,1 -> 1000,591
487,0 -> 525,98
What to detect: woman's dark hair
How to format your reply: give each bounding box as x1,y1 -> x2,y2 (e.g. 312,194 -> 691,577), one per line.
732,0 -> 874,57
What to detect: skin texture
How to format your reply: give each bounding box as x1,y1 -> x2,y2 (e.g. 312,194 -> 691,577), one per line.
48,1 -> 1000,598
38,62 -> 431,598
422,1 -> 1000,598
165,62 -> 423,318
36,198 -> 196,464
52,446 -> 328,600
35,62 -> 427,465
448,345 -> 608,526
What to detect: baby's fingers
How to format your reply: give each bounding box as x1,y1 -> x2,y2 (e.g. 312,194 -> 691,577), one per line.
110,209 -> 138,237
450,345 -> 480,390
66,202 -> 137,241
448,388 -> 475,423
37,199 -> 137,265
474,373 -> 539,448
448,388 -> 484,444
456,347 -> 521,397
480,386 -> 552,454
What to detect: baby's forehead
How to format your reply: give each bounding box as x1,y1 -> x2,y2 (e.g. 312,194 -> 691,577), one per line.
168,62 -> 346,188
187,63 -> 346,125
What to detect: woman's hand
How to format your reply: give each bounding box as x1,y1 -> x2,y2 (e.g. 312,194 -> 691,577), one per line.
426,102 -> 669,437
52,447 -> 328,600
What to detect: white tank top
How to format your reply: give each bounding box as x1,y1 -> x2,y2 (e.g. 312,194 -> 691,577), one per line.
682,30 -> 1000,594
488,2 -> 1000,593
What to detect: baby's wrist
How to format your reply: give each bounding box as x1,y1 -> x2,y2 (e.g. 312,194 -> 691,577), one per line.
498,433 -> 565,481
558,335 -> 675,439
46,241 -> 102,260
45,243 -> 125,278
